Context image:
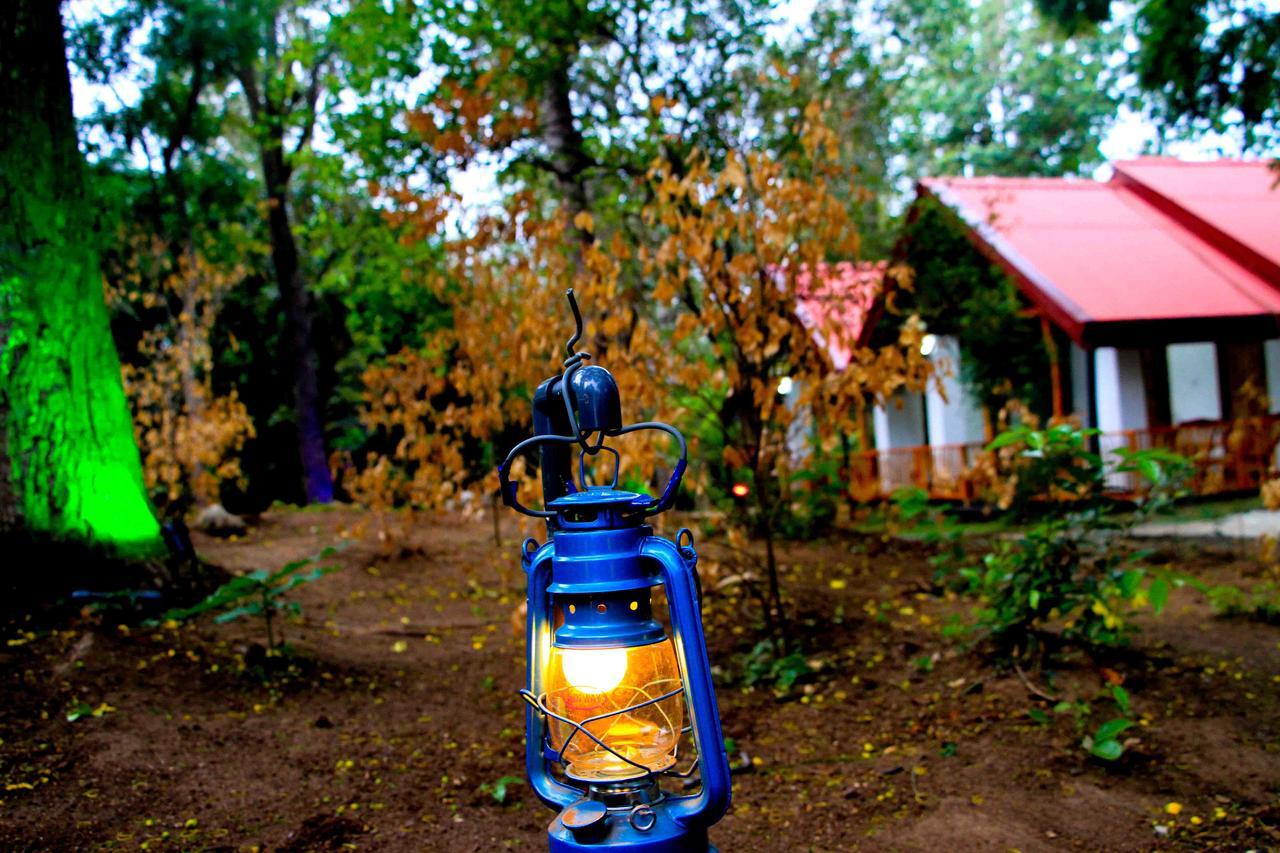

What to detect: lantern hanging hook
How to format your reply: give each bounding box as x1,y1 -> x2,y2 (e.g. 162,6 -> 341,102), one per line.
564,289 -> 585,364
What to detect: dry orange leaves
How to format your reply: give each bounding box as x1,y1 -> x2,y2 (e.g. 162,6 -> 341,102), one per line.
353,101 -> 934,524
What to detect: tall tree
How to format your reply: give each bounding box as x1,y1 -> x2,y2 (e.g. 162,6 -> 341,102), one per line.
873,0 -> 1119,180
0,0 -> 162,553
76,0 -> 429,504
1037,0 -> 1279,151
748,7 -> 897,253
417,0 -> 771,224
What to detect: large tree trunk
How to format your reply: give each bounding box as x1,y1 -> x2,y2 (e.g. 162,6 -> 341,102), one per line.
0,0 -> 162,554
540,59 -> 592,230
260,142 -> 333,504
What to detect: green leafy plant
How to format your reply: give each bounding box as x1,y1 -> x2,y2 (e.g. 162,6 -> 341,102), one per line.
480,775 -> 524,806
741,639 -> 816,694
161,547 -> 342,650
1081,685 -> 1135,761
1206,582 -> 1280,625
946,424 -> 1193,656
1029,684 -> 1136,762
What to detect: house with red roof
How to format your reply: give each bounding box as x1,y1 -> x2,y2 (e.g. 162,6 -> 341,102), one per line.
857,157 -> 1280,499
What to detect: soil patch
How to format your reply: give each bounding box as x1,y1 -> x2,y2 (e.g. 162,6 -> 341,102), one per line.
1,507 -> 1276,850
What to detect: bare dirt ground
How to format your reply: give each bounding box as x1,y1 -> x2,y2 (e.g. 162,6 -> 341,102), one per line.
1,506 -> 1277,851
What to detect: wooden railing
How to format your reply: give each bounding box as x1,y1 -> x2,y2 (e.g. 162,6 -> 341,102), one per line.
845,415 -> 1280,502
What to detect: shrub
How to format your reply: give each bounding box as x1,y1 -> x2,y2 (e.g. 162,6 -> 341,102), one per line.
945,423 -> 1192,657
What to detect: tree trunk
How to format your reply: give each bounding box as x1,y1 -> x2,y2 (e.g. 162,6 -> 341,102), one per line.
540,59 -> 592,233
260,142 -> 333,504
0,0 -> 162,554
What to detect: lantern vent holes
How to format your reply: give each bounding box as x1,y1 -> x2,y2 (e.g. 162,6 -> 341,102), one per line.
568,604 -> 576,614
596,603 -> 607,613
630,601 -> 638,611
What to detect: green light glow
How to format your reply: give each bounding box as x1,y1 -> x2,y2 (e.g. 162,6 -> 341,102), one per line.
1,0 -> 163,556
1,242 -> 163,555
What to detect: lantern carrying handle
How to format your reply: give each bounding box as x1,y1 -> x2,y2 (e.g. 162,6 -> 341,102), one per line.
497,422 -> 688,518
612,421 -> 688,516
498,434 -> 583,519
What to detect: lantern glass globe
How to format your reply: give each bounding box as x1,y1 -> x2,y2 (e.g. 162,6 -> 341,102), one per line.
546,637 -> 684,781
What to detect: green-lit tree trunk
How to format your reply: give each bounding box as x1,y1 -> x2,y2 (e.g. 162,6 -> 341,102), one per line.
0,0 -> 162,554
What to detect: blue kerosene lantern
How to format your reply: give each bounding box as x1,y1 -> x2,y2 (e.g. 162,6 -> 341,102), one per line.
498,292 -> 731,852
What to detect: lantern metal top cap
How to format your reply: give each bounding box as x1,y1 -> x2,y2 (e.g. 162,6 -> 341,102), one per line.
546,486 -> 654,512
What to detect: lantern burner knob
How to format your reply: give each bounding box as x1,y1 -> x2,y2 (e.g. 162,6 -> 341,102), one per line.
560,798 -> 609,838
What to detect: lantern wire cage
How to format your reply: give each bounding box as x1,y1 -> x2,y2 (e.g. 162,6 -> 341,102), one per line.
519,684 -> 702,787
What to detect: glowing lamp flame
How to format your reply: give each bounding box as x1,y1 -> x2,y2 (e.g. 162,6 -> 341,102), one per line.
560,647 -> 629,694
731,483 -> 750,498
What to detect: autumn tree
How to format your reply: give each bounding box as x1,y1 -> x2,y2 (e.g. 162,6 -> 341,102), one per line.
353,192 -> 674,540
643,104 -> 934,645
0,0 -> 162,554
106,236 -> 256,513
357,108 -> 934,650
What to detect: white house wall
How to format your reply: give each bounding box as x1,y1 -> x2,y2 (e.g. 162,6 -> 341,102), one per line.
924,336 -> 986,447
873,390 -> 927,495
1069,342 -> 1090,428
923,336 -> 985,482
1167,342 -> 1221,423
1264,339 -> 1280,414
1094,347 -> 1147,433
1095,347 -> 1147,489
872,391 -> 926,449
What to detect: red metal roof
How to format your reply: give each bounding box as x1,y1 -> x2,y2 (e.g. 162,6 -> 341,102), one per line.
919,160 -> 1280,347
1113,158 -> 1280,286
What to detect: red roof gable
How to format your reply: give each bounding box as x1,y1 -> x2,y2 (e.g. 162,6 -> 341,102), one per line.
794,261 -> 884,370
919,167 -> 1280,347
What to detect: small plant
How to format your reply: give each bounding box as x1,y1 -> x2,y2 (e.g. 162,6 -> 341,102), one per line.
1207,531 -> 1280,624
1081,685 -> 1135,761
741,639 -> 815,694
889,486 -> 965,576
944,424 -> 1193,657
1206,581 -> 1280,625
480,775 -> 524,805
1029,684 -> 1136,762
161,546 -> 342,650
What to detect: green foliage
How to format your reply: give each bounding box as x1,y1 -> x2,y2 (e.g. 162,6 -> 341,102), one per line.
1206,581 -> 1280,625
741,639 -> 815,694
479,775 -> 524,806
889,197 -> 1053,416
74,0 -> 437,506
944,423 -> 1193,656
1036,0 -> 1279,151
779,445 -> 846,539
890,486 -> 965,575
877,0 -> 1120,178
988,421 -> 1104,518
162,546 -> 342,649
